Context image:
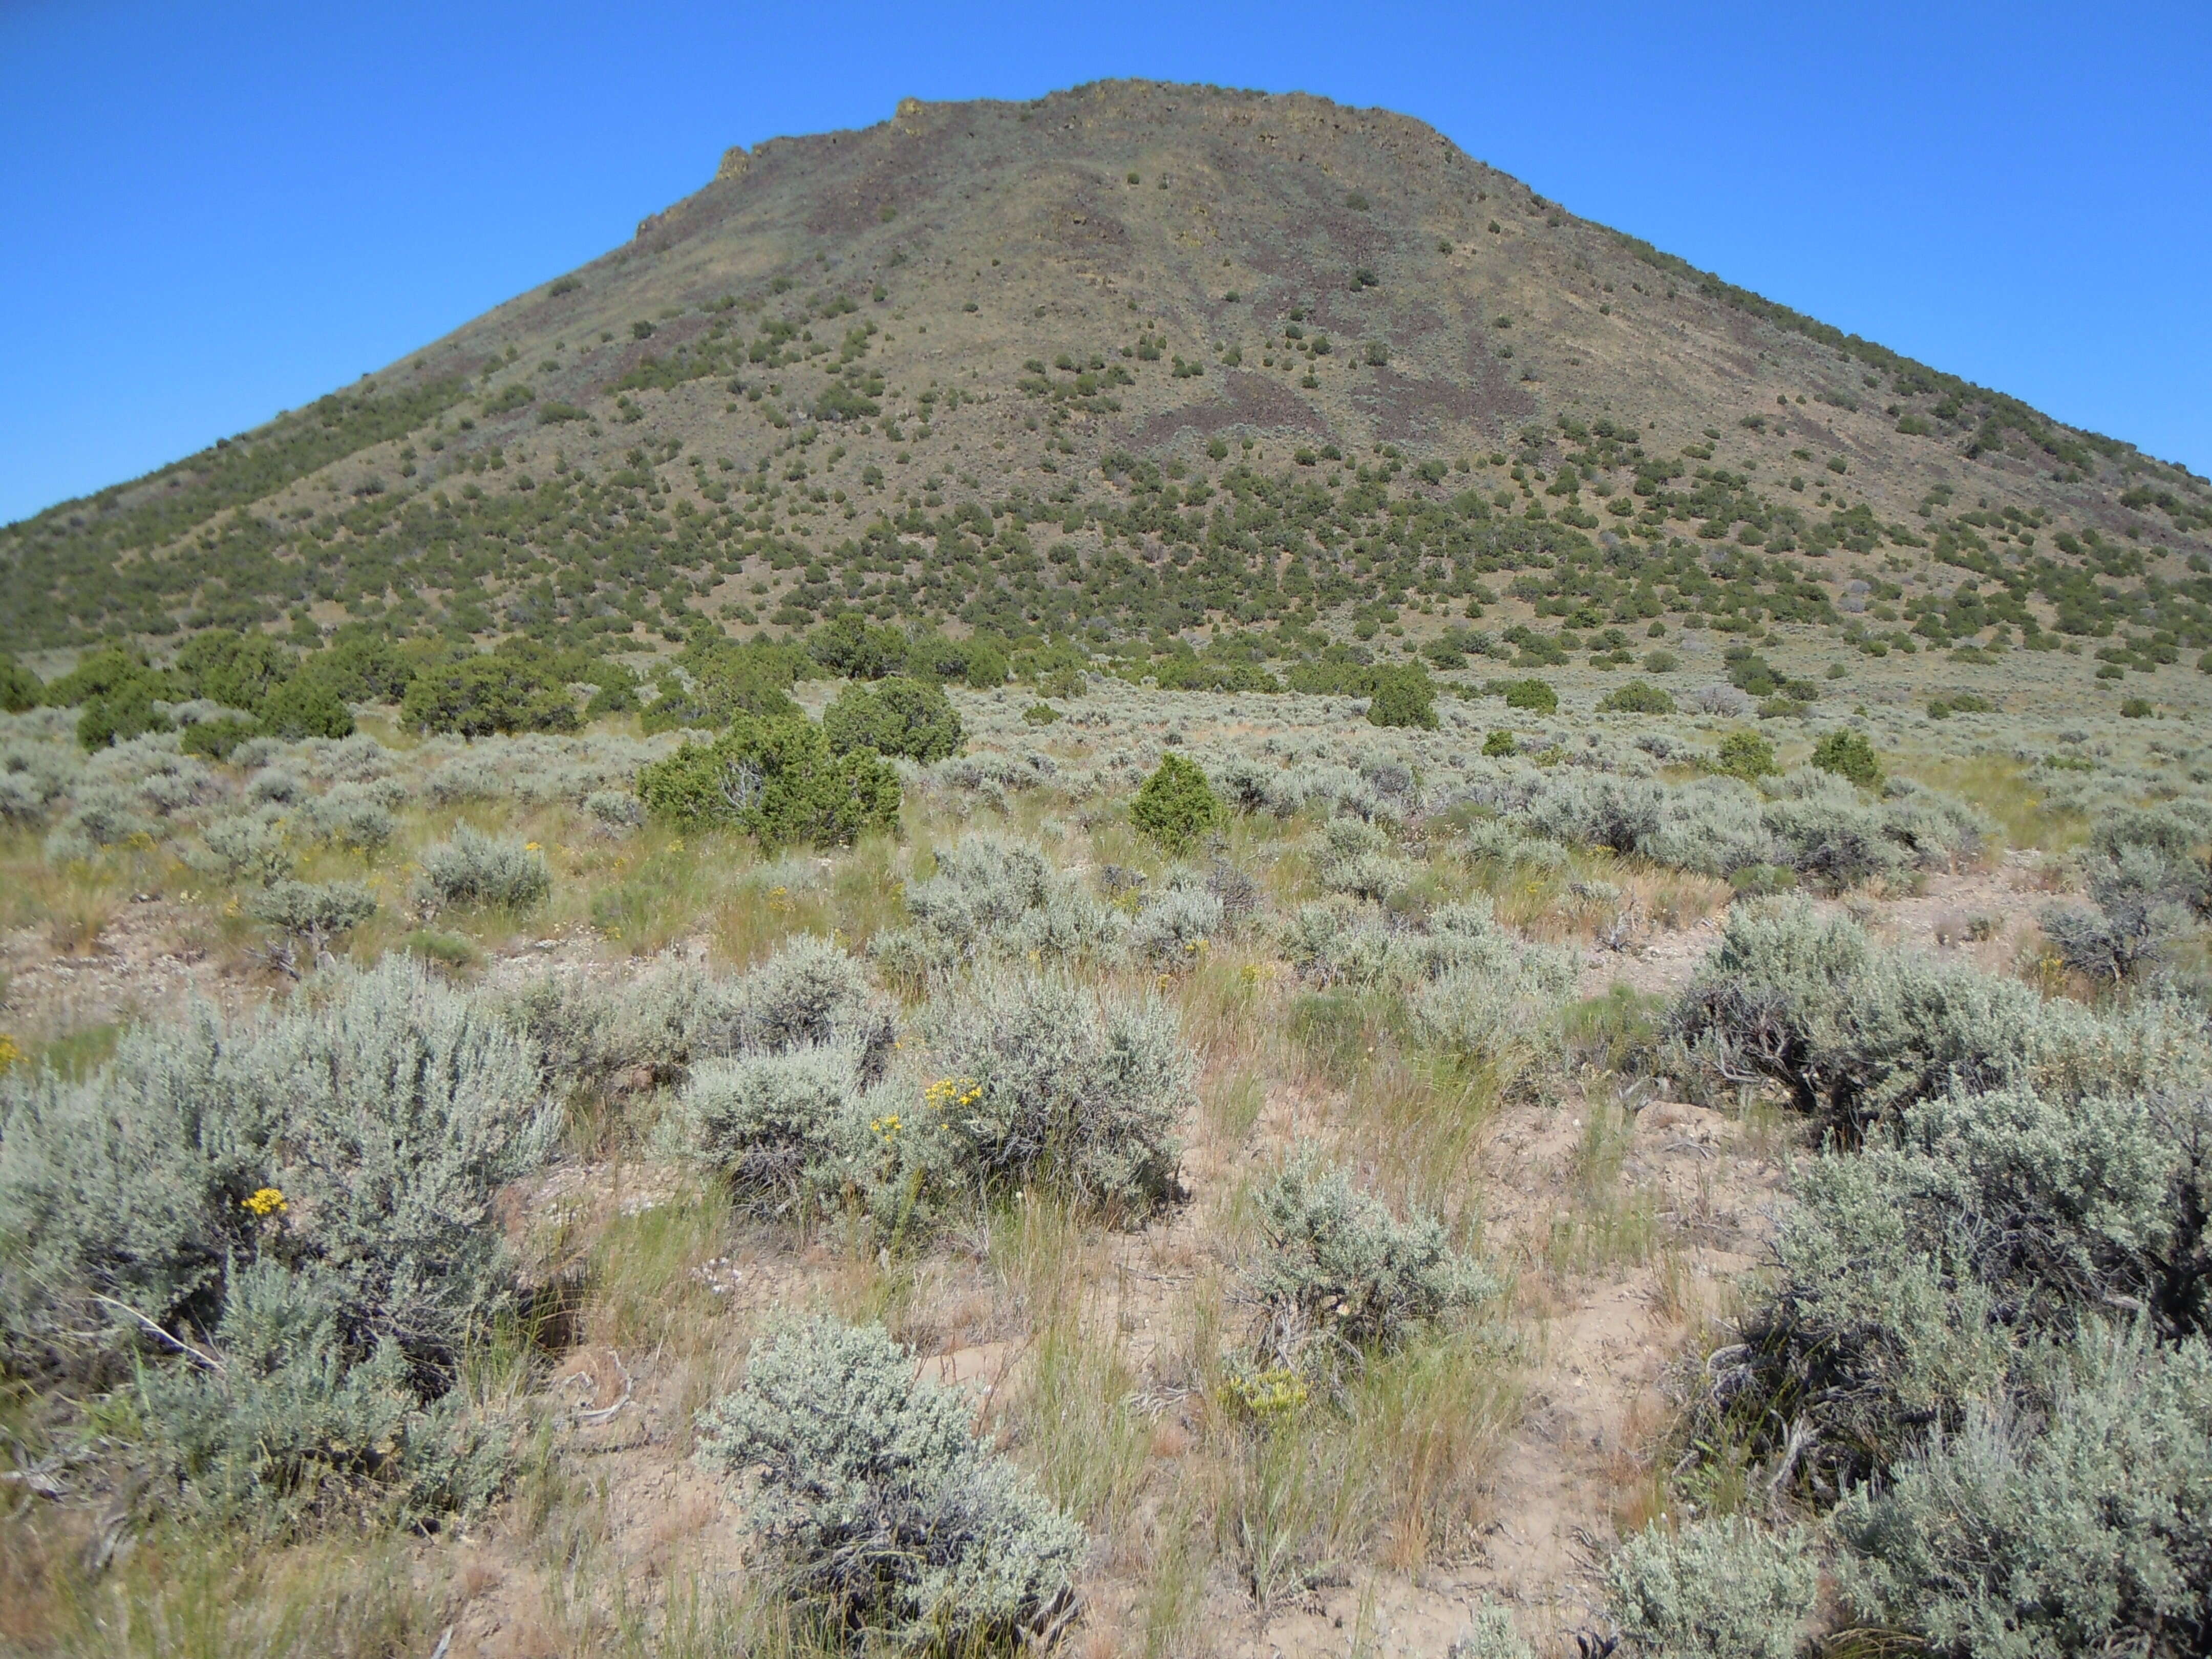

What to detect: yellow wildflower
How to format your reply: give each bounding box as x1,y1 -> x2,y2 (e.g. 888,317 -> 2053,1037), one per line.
525,842 -> 542,852
242,1187 -> 288,1218
924,1077 -> 982,1115
0,1034 -> 22,1073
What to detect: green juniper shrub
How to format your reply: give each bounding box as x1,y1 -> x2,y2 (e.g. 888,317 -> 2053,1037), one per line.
1248,1152 -> 1493,1368
0,652 -> 41,712
1714,729 -> 1777,780
76,680 -> 173,751
1499,676 -> 1558,714
400,641 -> 579,737
1023,701 -> 1061,726
1152,650 -> 1282,693
694,1316 -> 1083,1652
1597,680 -> 1675,715
822,675 -> 964,762
1130,752 -> 1226,853
1481,729 -> 1517,757
1286,645 -> 1383,697
256,667 -> 355,741
580,670 -> 637,717
1366,663 -> 1439,729
173,630 -> 296,712
1034,666 -> 1085,699
414,826 -> 552,911
179,713 -> 261,761
642,636 -> 805,731
40,646 -> 160,711
1419,627 -> 1488,671
960,636 -> 1010,689
807,613 -> 910,680
51,647 -> 175,750
1810,729 -> 1883,789
636,714 -> 901,849
312,633 -> 419,705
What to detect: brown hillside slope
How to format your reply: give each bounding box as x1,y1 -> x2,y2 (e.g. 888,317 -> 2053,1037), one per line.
4,79 -> 2207,658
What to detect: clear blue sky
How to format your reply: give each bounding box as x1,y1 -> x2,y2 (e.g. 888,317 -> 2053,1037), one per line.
3,0 -> 2206,524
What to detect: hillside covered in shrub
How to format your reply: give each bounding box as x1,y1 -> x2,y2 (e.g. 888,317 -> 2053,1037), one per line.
3,82 -> 2207,731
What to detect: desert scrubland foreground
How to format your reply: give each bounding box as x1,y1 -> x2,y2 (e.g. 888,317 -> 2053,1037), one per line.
6,657 -> 2212,1659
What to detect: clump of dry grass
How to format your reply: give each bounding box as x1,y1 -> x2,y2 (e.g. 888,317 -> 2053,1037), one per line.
0,1516 -> 437,1659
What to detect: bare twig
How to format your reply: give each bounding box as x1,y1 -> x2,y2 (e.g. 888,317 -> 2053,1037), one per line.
92,1294 -> 224,1373
574,1349 -> 633,1424
2,1465 -> 68,1499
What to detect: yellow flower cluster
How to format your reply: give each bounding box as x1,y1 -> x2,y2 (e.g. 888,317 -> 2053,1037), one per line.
0,1033 -> 22,1073
767,884 -> 794,916
923,1077 -> 983,1115
241,1186 -> 288,1218
1223,1364 -> 1309,1424
870,1114 -> 903,1139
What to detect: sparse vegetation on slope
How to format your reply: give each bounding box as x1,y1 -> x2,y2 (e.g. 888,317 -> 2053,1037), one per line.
8,73 -> 2212,1659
